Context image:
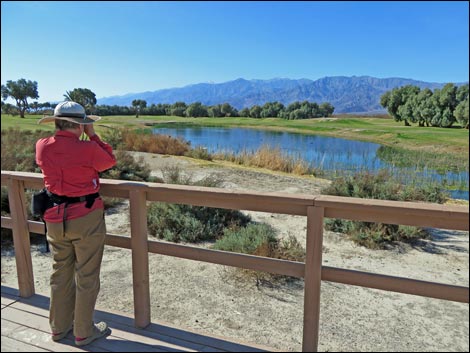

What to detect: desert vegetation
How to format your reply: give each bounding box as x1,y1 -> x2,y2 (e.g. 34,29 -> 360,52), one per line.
321,170 -> 448,249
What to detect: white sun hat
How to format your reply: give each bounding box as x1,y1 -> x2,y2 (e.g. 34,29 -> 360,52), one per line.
38,101 -> 101,125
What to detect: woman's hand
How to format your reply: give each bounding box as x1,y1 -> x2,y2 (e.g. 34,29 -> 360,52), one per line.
84,124 -> 96,138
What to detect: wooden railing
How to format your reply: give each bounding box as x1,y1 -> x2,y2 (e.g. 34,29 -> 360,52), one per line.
1,170 -> 469,352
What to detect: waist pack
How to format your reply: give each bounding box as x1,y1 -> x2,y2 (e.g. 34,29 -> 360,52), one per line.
31,189 -> 100,217
31,188 -> 54,217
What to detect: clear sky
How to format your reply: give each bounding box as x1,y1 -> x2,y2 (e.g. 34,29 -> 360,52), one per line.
1,1 -> 469,102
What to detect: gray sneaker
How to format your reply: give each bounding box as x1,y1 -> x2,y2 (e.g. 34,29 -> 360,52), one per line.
75,321 -> 110,346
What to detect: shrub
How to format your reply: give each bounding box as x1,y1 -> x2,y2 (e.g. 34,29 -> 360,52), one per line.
1,128 -> 49,172
321,170 -> 447,249
100,150 -> 159,182
184,146 -> 213,161
213,225 -> 306,286
147,165 -> 251,243
123,129 -> 190,155
213,223 -> 278,255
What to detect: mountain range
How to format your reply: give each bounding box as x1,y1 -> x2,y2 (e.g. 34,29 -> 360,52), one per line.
96,76 -> 463,114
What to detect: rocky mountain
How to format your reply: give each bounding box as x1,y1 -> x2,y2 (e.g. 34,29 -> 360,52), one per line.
97,75 -> 460,114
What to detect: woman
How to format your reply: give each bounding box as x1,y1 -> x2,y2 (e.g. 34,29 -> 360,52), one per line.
35,101 -> 116,346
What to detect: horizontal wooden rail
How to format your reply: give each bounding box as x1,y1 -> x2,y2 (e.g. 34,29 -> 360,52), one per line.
2,217 -> 468,303
2,170 -> 469,352
315,195 -> 469,231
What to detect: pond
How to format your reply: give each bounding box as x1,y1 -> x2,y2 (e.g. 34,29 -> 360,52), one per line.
153,126 -> 469,200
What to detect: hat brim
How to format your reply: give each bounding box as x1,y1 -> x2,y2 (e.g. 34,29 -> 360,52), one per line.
38,115 -> 101,125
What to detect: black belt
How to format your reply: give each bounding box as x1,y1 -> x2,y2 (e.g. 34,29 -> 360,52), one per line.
50,192 -> 100,209
49,192 -> 100,234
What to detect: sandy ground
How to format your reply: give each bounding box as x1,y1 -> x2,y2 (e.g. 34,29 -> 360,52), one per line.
1,152 -> 469,352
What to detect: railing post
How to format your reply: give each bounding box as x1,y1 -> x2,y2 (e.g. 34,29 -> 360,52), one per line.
129,188 -> 151,328
7,178 -> 35,297
302,206 -> 324,352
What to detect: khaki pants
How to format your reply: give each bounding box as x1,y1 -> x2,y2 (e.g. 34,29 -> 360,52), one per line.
46,208 -> 106,338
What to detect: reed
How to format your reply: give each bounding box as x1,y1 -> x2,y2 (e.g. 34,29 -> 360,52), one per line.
214,145 -> 316,176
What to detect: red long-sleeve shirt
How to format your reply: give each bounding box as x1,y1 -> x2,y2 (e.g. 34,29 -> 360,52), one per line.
35,130 -> 116,223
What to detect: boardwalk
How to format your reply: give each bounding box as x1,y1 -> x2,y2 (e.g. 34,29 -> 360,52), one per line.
1,286 -> 274,352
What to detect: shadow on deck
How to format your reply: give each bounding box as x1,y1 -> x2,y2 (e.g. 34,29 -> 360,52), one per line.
1,285 -> 274,352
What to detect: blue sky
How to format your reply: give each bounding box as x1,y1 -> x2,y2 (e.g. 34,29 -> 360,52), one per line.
1,1 -> 469,102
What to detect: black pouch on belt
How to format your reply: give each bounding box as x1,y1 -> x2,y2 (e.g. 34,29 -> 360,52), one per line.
31,188 -> 54,217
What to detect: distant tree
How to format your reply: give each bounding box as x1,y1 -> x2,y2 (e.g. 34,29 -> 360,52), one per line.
453,84 -> 469,129
221,102 -> 237,117
131,99 -> 147,118
439,107 -> 455,128
239,107 -> 251,117
397,99 -> 416,125
454,97 -> 469,129
170,102 -> 187,117
1,101 -> 18,115
456,84 -> 469,102
64,88 -> 97,114
319,102 -> 335,117
146,103 -> 167,116
429,90 -> 443,127
1,78 -> 39,118
286,101 -> 301,113
208,105 -> 223,117
249,105 -> 262,118
414,88 -> 434,126
438,83 -> 458,111
381,85 -> 420,126
29,101 -> 40,114
290,109 -> 308,120
186,102 -> 208,117
261,101 -> 284,118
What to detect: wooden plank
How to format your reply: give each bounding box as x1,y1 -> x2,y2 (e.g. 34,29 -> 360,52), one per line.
315,195 -> 469,231
302,206 -> 324,352
7,178 -> 35,297
7,294 -> 271,352
105,234 -> 131,249
1,215 -> 12,229
146,185 -> 314,215
105,236 -> 304,278
2,287 -> 50,311
93,307 -> 222,352
129,189 -> 151,329
2,218 -> 46,236
323,207 -> 469,231
1,335 -> 50,352
8,298 -> 51,318
1,294 -> 18,307
98,184 -> 129,199
9,300 -> 200,352
95,305 -> 275,352
90,323 -> 197,352
1,285 -> 20,297
7,300 -> 194,352
321,266 -> 470,303
147,240 -> 305,278
1,317 -> 24,336
1,310 -> 94,352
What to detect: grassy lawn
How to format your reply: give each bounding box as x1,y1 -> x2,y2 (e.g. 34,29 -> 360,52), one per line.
2,113 -> 468,157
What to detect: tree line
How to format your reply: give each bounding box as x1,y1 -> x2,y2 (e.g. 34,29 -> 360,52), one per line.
100,99 -> 335,119
380,83 -> 469,129
1,78 -> 335,120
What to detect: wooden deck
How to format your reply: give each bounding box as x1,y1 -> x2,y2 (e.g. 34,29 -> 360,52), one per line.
1,286 -> 274,352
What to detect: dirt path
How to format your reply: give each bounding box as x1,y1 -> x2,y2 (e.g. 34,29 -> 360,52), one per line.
1,152 -> 468,351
